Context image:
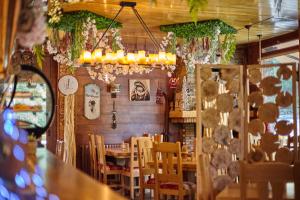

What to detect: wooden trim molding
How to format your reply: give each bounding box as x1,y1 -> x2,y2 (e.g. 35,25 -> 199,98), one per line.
262,45 -> 299,59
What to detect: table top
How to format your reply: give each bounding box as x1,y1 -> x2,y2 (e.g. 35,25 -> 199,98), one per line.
37,149 -> 126,200
105,148 -> 131,158
216,183 -> 295,200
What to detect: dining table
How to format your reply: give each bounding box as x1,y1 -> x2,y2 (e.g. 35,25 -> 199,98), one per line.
216,183 -> 295,200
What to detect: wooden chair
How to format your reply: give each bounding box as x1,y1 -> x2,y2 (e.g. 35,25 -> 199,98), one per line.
88,134 -> 97,179
137,137 -> 155,200
94,134 -> 123,189
122,137 -> 141,199
198,154 -> 214,200
240,161 -> 294,200
152,142 -> 195,200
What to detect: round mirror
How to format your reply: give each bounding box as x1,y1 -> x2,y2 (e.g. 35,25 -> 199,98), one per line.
8,65 -> 55,137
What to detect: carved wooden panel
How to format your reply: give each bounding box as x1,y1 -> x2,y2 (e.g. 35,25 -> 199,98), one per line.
196,64 -> 244,195
245,63 -> 298,163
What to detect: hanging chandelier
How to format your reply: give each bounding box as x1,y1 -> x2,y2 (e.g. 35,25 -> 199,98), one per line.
79,1 -> 176,82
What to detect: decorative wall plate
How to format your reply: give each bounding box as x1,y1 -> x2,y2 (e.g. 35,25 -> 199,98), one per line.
201,80 -> 218,101
276,91 -> 292,107
58,75 -> 78,95
248,68 -> 262,84
213,125 -> 231,145
200,68 -> 212,80
274,120 -> 293,136
259,76 -> 281,96
220,68 -> 239,80
258,103 -> 279,123
201,108 -> 220,128
261,132 -> 279,159
275,148 -> 293,164
277,65 -> 292,80
248,91 -> 263,108
84,84 -> 100,120
226,79 -> 239,94
216,93 -> 233,113
248,119 -> 265,136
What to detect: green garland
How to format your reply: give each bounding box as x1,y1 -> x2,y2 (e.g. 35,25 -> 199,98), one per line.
48,10 -> 122,32
33,44 -> 45,69
160,19 -> 237,40
222,34 -> 237,64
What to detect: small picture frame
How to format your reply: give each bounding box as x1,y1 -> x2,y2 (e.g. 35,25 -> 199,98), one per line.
84,84 -> 100,119
129,79 -> 150,101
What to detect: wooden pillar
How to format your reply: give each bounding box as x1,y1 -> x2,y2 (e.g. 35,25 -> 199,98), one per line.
42,55 -> 58,153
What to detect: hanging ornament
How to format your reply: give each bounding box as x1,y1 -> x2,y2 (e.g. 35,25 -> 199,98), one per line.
156,82 -> 164,104
169,76 -> 179,89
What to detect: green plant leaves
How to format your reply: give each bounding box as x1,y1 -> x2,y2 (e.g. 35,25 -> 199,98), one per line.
47,10 -> 122,32
33,45 -> 45,69
160,19 -> 237,40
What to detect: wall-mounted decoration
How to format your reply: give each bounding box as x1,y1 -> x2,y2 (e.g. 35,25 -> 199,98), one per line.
129,79 -> 150,101
108,83 -> 121,98
58,75 -> 78,95
84,84 -> 100,120
111,100 -> 117,129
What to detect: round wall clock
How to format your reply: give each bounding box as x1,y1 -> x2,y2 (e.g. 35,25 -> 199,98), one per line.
58,75 -> 78,95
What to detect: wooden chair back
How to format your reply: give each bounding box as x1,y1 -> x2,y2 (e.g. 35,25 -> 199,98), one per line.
240,161 -> 294,200
152,142 -> 183,197
88,134 -> 97,178
137,137 -> 154,172
94,134 -> 107,170
199,154 -> 214,200
129,137 -> 141,170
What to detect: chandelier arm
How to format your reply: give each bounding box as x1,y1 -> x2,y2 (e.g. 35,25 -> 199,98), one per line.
92,6 -> 124,52
131,7 -> 160,51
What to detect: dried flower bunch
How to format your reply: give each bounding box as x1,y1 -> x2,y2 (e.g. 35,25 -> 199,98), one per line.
48,0 -> 63,24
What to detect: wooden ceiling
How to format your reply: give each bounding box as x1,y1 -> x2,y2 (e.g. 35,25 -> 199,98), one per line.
62,0 -> 298,44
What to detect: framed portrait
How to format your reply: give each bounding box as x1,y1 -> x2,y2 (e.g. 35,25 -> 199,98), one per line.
84,84 -> 100,119
129,79 -> 150,101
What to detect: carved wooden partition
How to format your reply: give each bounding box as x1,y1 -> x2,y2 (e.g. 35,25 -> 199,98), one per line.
195,64 -> 244,199
245,63 -> 298,163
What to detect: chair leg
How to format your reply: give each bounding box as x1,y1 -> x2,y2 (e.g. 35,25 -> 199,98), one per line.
140,186 -> 144,200
130,177 -> 134,200
121,175 -> 125,196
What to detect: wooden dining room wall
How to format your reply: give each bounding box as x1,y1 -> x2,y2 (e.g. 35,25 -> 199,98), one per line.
74,68 -> 168,145
74,38 -> 168,146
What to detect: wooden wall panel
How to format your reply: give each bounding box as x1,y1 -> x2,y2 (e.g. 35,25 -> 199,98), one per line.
74,67 -> 168,145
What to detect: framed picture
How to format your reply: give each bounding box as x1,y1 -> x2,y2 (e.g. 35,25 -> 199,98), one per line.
129,79 -> 150,101
84,84 -> 100,119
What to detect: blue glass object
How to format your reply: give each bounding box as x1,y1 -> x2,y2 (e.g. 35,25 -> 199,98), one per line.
3,109 -> 15,121
0,185 -> 9,198
3,120 -> 14,137
49,194 -> 60,200
36,187 -> 47,198
11,126 -> 19,141
9,193 -> 20,200
15,174 -> 26,189
19,169 -> 31,185
32,174 -> 44,187
13,145 -> 24,161
18,129 -> 28,144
